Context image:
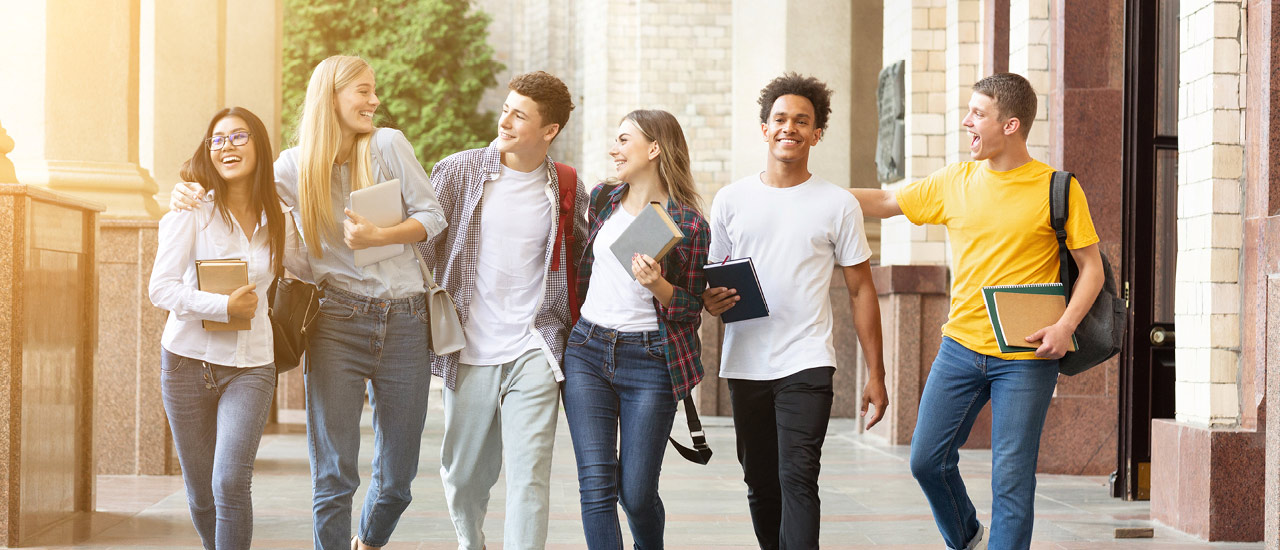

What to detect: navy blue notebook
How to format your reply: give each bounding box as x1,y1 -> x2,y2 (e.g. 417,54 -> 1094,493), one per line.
704,257 -> 769,323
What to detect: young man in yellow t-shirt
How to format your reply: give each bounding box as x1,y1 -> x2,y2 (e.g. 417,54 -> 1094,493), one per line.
851,72 -> 1104,550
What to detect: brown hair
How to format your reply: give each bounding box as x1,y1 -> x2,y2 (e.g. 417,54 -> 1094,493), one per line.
972,72 -> 1038,137
181,107 -> 286,276
622,109 -> 702,214
508,71 -> 575,140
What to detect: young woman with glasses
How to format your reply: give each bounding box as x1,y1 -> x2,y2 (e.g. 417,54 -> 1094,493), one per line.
562,109 -> 710,549
169,55 -> 447,550
149,107 -> 309,549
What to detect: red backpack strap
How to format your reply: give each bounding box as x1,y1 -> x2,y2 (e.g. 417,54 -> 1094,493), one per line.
552,162 -> 581,323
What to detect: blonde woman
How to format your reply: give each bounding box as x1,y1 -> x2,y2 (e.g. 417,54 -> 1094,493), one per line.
563,109 -> 709,549
172,55 -> 447,550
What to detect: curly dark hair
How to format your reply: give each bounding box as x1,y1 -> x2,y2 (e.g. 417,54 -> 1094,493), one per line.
756,72 -> 834,131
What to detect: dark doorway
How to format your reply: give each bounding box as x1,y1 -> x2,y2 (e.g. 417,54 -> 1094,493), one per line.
1117,0 -> 1179,501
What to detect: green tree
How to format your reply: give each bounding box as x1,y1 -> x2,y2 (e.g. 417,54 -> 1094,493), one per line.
283,0 -> 504,171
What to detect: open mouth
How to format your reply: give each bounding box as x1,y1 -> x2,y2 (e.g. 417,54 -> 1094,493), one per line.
969,132 -> 980,150
359,110 -> 374,120
221,155 -> 242,166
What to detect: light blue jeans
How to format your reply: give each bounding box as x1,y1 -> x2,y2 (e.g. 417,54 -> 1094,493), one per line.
305,287 -> 432,550
909,337 -> 1059,550
160,348 -> 276,550
562,319 -> 679,550
440,348 -> 560,550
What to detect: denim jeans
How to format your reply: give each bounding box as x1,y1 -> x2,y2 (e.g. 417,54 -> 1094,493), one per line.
728,366 -> 834,550
160,348 -> 276,550
562,319 -> 679,550
909,337 -> 1059,550
439,348 -> 560,550
305,287 -> 432,550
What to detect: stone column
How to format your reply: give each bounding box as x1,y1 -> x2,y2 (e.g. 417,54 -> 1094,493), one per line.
947,0 -> 983,165
1244,1 -> 1280,544
0,1 -> 163,220
983,0 -> 1011,75
878,0 -> 950,267
1151,0 -> 1264,542
1007,0 -> 1052,160
0,184 -> 103,546
862,265 -> 949,444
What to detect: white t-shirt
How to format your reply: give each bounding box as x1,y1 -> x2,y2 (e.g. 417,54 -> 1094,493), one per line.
461,164 -> 553,365
708,174 -> 873,380
579,207 -> 661,332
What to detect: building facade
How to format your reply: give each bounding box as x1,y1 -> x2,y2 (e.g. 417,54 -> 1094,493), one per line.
2,0 -> 1278,545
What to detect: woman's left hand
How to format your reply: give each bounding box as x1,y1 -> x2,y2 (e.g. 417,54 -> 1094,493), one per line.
632,253 -> 666,289
343,208 -> 384,250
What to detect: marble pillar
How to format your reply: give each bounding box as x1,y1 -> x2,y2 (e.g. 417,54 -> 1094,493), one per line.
0,1 -> 163,220
0,184 -> 103,546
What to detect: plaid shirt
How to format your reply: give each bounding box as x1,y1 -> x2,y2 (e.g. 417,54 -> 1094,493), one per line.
577,183 -> 709,400
417,144 -> 587,390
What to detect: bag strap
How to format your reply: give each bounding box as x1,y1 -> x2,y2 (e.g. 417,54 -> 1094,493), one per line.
1050,171 -> 1075,299
550,162 -> 577,271
668,395 -> 713,465
551,162 -> 582,324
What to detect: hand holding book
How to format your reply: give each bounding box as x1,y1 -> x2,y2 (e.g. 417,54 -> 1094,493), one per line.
227,283 -> 259,321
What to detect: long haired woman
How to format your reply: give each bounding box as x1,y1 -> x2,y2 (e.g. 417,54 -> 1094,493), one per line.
562,109 -> 710,549
149,106 -> 307,549
170,55 -> 447,550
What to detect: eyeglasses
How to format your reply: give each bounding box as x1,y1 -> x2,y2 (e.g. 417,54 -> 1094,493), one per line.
207,131 -> 252,151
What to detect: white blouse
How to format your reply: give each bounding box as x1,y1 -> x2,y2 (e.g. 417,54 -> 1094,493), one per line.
149,196 -> 310,367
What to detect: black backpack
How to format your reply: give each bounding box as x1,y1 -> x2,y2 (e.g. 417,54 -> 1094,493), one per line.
1050,171 -> 1126,375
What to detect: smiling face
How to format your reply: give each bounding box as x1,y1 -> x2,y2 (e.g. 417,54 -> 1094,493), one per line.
334,68 -> 379,136
496,90 -> 558,157
209,115 -> 257,187
609,119 -> 659,182
761,94 -> 822,164
962,92 -> 1019,161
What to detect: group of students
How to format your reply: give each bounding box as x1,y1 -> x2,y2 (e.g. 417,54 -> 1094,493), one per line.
148,53 -> 1102,550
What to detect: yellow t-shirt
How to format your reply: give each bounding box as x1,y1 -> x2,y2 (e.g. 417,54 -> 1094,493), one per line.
896,159 -> 1100,359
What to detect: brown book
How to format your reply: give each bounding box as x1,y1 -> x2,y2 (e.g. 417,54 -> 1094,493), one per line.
195,259 -> 250,331
985,284 -> 1078,352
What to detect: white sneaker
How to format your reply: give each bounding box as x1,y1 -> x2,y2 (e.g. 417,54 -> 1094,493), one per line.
966,524 -> 987,550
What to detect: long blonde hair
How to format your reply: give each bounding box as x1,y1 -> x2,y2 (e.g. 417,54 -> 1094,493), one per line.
296,55 -> 377,257
624,110 -> 702,213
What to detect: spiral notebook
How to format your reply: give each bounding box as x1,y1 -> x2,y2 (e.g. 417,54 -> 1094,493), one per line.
982,283 -> 1078,353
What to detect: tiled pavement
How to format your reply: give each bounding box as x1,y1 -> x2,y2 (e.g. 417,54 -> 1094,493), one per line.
25,394 -> 1263,549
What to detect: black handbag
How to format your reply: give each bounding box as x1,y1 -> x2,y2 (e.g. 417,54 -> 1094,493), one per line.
1050,171 -> 1127,375
268,276 -> 321,374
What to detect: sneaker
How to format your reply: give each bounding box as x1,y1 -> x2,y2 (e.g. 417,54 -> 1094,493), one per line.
964,524 -> 987,550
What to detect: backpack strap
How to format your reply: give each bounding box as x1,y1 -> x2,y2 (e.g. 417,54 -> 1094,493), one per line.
552,162 -> 580,322
1050,171 -> 1074,299
668,395 -> 713,465
592,183 -> 620,219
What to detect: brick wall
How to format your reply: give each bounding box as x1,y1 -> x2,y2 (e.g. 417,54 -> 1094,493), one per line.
1173,0 -> 1246,426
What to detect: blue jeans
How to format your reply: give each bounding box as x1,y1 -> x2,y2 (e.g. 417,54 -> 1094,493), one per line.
909,337 -> 1059,550
160,349 -> 276,550
562,319 -> 678,550
305,287 -> 432,550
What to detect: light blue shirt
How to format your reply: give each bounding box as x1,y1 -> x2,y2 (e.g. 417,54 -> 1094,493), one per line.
274,128 -> 447,299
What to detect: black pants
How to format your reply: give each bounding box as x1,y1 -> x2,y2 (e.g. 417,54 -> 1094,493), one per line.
728,367 -> 835,550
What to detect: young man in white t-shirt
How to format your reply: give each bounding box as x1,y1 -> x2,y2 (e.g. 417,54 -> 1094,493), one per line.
703,73 -> 889,550
421,71 -> 587,550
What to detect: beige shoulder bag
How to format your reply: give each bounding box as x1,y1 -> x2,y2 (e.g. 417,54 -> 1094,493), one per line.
412,245 -> 465,355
